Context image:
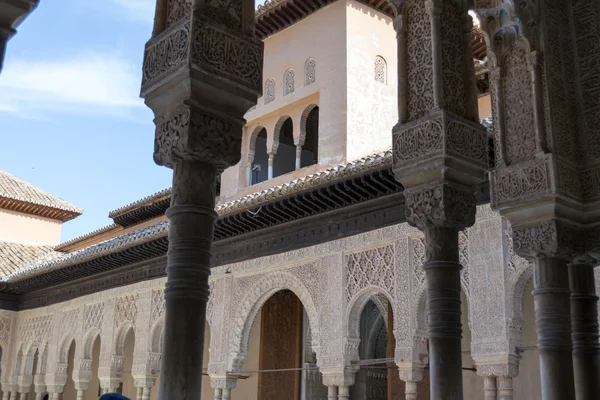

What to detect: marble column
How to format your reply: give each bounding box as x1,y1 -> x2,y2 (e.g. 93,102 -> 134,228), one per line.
327,385 -> 337,399
425,226 -> 464,400
295,145 -> 302,170
338,385 -> 350,400
140,1 -> 262,398
497,376 -> 513,400
484,376 -> 497,400
404,381 -> 418,400
389,0 -> 487,397
267,153 -> 274,179
569,263 -> 600,400
141,387 -> 151,400
210,377 -> 236,400
533,257 -> 575,400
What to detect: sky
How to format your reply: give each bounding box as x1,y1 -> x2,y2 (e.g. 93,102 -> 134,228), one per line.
1,0 -> 264,243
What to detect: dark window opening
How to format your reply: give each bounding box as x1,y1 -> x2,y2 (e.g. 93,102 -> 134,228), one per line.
273,118 -> 296,178
301,106 -> 319,168
251,128 -> 269,185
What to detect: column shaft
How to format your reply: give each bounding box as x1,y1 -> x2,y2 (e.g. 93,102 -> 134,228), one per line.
158,161 -> 217,399
35,394 -> 43,400
136,387 -> 143,400
76,390 -> 84,400
142,387 -> 151,400
267,153 -> 274,179
533,257 -> 575,400
295,145 -> 302,170
1,392 -> 8,400
484,376 -> 497,400
222,388 -> 232,400
569,264 -> 600,400
338,385 -> 349,400
405,381 -> 417,400
327,385 -> 337,399
497,377 -> 513,400
424,227 -> 463,400
213,388 -> 222,400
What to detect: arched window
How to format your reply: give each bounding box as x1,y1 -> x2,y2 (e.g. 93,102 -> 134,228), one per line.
299,105 -> 319,168
304,58 -> 316,86
265,78 -> 276,104
273,117 -> 296,178
249,127 -> 269,185
374,56 -> 386,85
284,69 -> 295,95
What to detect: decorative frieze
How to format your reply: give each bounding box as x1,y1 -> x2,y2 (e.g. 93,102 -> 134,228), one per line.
345,244 -> 395,302
404,184 -> 476,230
490,158 -> 551,208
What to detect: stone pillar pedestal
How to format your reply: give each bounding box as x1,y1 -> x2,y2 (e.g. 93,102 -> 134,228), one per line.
569,263 -> 600,400
533,257 -> 575,400
484,376 -> 497,400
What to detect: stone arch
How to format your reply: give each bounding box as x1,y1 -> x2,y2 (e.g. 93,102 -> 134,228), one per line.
58,334 -> 75,365
271,115 -> 292,154
283,68 -> 295,95
374,55 -> 387,84
150,316 -> 165,354
247,125 -> 266,166
298,103 -> 319,147
346,286 -> 394,341
82,328 -> 101,360
114,322 -> 135,357
510,262 -> 533,323
304,58 -> 316,86
229,271 -> 321,370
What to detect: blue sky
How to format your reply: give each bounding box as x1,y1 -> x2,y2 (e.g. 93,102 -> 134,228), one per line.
1,0 -> 263,242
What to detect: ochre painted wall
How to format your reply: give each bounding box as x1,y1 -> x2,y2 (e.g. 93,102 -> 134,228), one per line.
235,311 -> 262,400
0,209 -> 61,245
346,0 -> 397,162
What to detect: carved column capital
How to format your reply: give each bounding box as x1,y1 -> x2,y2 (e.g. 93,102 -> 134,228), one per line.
404,184 -> 476,230
397,362 -> 426,383
321,367 -> 358,388
209,376 -> 237,390
153,104 -> 244,171
511,220 -> 584,260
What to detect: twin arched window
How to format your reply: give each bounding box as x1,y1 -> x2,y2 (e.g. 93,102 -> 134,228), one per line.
305,58 -> 316,86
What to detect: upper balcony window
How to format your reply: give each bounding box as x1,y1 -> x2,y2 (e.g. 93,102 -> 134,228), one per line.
249,127 -> 269,185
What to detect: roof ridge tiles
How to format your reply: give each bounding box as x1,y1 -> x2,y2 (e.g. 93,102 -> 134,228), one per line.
0,170 -> 82,216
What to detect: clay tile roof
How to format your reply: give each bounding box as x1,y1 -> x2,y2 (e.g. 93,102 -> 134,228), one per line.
4,221 -> 169,282
0,170 -> 82,221
0,241 -> 61,280
5,150 -> 393,282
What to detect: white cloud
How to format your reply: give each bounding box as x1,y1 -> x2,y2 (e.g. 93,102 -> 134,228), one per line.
0,52 -> 146,119
109,0 -> 156,22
